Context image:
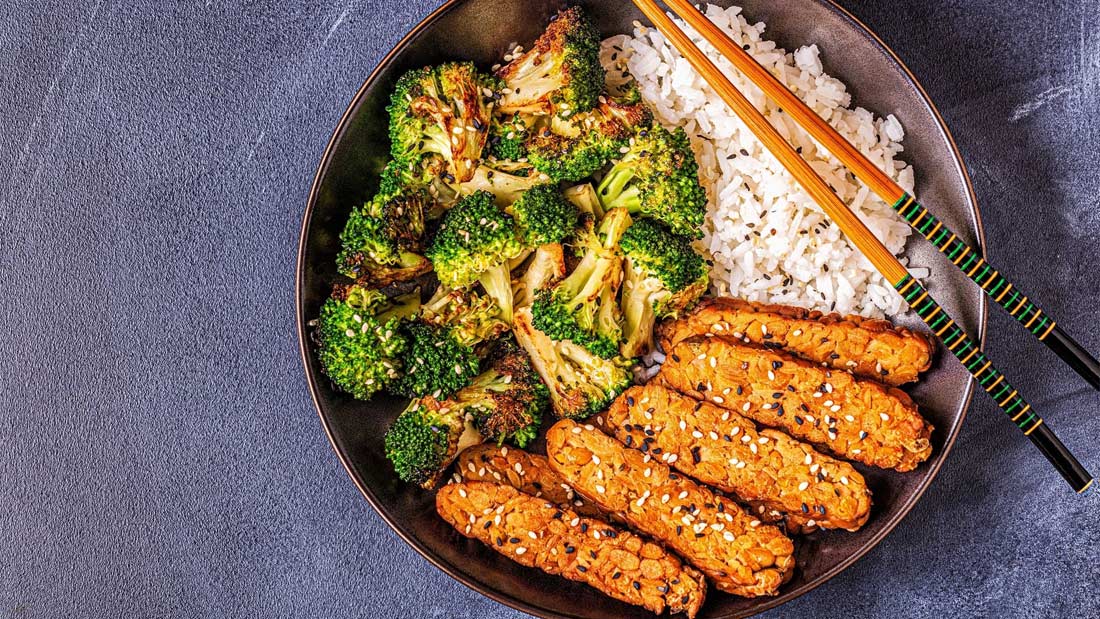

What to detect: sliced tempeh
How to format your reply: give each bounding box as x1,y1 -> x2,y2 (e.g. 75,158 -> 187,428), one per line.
436,481 -> 707,618
657,297 -> 933,386
546,420 -> 795,597
598,384 -> 872,532
456,444 -> 607,519
658,337 -> 933,472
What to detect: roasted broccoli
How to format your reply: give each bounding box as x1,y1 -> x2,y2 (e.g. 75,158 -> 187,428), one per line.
494,7 -> 604,116
427,191 -> 526,322
388,62 -> 498,184
507,184 -> 579,246
513,308 -> 632,419
389,321 -> 480,400
384,395 -> 482,488
457,161 -> 548,207
525,92 -> 652,182
562,183 -> 604,220
314,285 -> 421,400
596,125 -> 707,238
530,208 -> 632,358
512,243 -> 566,309
450,338 -> 549,448
487,112 -> 531,160
420,286 -> 509,348
335,182 -> 432,285
619,218 -> 709,357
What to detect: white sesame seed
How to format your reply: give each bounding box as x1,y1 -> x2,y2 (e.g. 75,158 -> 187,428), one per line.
667,454 -> 679,464
709,431 -> 719,440
798,481 -> 809,491
823,400 -> 833,408
768,370 -> 776,381
810,463 -> 820,474
515,547 -> 527,555
852,449 -> 862,455
804,453 -> 813,465
500,446 -> 508,457
792,329 -> 802,337
572,426 -> 582,434
662,494 -> 670,503
591,455 -> 600,465
514,462 -> 523,474
723,531 -> 736,542
712,396 -> 724,404
469,514 -> 476,524
741,434 -> 751,443
831,405 -> 842,413
880,413 -> 890,421
749,443 -> 758,454
692,430 -> 703,439
761,324 -> 768,335
813,392 -> 823,398
458,488 -> 467,497
571,517 -> 580,526
596,485 -> 606,494
845,415 -> 855,422
644,468 -> 652,478
730,427 -> 741,436
345,328 -> 355,338
742,402 -> 751,412
807,519 -> 817,527
528,531 -> 538,540
840,476 -> 850,485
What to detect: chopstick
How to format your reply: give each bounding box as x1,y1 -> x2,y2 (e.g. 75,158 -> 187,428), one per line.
631,0 -> 1093,492
657,0 -> 1100,392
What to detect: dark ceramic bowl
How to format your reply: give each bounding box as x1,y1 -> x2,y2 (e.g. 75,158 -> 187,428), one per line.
297,1 -> 986,616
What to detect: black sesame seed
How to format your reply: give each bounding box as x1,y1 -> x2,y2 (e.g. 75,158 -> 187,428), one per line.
589,550 -> 598,559
676,525 -> 683,535
626,396 -> 635,406
612,571 -> 622,579
772,392 -> 783,399
801,503 -> 809,513
509,537 -> 520,544
695,533 -> 704,538
736,386 -> 743,395
830,353 -> 841,359
671,354 -> 681,363
652,447 -> 663,455
639,441 -> 649,453
564,545 -> 575,554
682,595 -> 690,605
625,435 -> 634,447
776,406 -> 785,417
496,537 -> 504,547
691,447 -> 701,463
860,431 -> 868,440
605,529 -> 617,538
696,382 -> 707,392
633,581 -> 641,590
578,565 -> 588,573
787,385 -> 796,392
800,403 -> 809,412
552,511 -> 562,520
580,523 -> 588,533
717,502 -> 724,512
795,416 -> 804,425
483,521 -> 492,529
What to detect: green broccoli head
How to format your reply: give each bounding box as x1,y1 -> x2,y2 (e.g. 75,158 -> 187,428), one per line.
336,183 -> 433,285
314,285 -> 421,400
526,92 -> 653,182
513,308 -> 632,420
494,7 -> 604,116
451,338 -> 549,448
487,113 -> 531,160
389,321 -> 480,400
426,191 -> 526,322
383,395 -> 482,488
388,62 -> 498,184
507,184 -> 579,246
619,218 -> 710,357
530,208 -> 632,358
596,125 -> 707,238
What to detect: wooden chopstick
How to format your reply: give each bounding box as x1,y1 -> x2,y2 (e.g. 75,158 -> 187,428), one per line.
630,0 -> 1093,492
659,0 -> 1100,392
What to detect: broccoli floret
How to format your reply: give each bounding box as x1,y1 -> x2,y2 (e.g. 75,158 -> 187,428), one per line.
426,191 -> 525,322
512,243 -> 566,309
596,125 -> 707,238
619,218 -> 710,357
384,395 -> 482,488
388,62 -> 498,183
389,321 -> 480,400
336,183 -> 433,285
526,93 -> 653,182
457,161 -> 549,207
494,7 -> 604,116
513,308 -> 632,419
314,285 -> 421,400
420,286 -> 509,348
487,113 -> 531,160
530,209 -> 632,358
450,338 -> 549,448
507,184 -> 579,246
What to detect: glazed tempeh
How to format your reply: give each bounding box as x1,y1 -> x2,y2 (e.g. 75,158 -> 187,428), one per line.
598,384 -> 872,532
657,297 -> 933,386
658,337 -> 933,472
436,481 -> 707,618
546,420 -> 795,597
455,444 -> 606,519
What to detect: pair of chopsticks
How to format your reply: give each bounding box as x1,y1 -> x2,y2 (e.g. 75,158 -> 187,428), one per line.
631,0 -> 1093,492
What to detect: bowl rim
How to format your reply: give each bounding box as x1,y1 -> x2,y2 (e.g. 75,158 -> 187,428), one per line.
295,1 -> 988,616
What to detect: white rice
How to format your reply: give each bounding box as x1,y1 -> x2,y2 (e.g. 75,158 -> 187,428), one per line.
602,5 -> 919,318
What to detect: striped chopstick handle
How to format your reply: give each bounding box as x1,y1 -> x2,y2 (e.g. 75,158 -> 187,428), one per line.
893,194 -> 1100,390
895,274 -> 1093,491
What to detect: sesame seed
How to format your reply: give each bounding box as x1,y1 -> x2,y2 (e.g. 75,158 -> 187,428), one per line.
458,488 -> 467,498
831,405 -> 842,413
667,454 -> 679,464
798,481 -> 809,491
595,485 -> 605,494
678,491 -> 689,499
723,531 -> 735,542
880,413 -> 890,421
644,467 -> 652,478
742,402 -> 751,412
515,547 -> 527,555
712,396 -> 724,404
845,415 -> 855,422
730,427 -> 741,436
768,370 -> 776,381
592,455 -> 600,465
692,430 -> 703,439
572,426 -> 582,434
528,531 -> 537,540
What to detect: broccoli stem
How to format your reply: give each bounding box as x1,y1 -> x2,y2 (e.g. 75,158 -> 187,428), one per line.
479,264 -> 515,323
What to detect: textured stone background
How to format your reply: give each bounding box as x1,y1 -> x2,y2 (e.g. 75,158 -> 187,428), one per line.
1,0 -> 1097,617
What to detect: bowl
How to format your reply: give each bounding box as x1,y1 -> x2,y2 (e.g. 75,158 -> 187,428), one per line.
296,1 -> 986,616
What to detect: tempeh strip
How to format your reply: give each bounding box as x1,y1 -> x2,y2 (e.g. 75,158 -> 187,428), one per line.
546,420 -> 795,597
657,297 -> 933,386
658,337 -> 933,471
456,444 -> 607,519
599,384 -> 872,532
436,481 -> 707,618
